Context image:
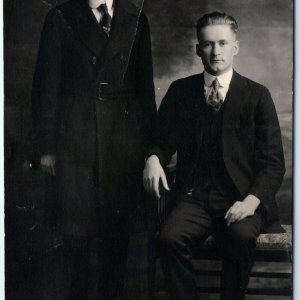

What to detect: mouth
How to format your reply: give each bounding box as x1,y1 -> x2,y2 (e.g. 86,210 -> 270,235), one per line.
211,60 -> 223,63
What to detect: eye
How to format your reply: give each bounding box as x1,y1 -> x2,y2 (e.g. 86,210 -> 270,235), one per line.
219,41 -> 227,46
202,42 -> 211,48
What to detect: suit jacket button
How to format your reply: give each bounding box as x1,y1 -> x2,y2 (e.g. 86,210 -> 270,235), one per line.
124,109 -> 129,116
92,57 -> 97,65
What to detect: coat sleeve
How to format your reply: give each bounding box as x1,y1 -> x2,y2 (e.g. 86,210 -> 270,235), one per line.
249,86 -> 285,208
32,8 -> 63,158
146,81 -> 179,167
134,12 -> 157,152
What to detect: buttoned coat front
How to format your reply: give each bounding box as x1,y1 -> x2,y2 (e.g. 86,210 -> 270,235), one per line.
32,0 -> 156,236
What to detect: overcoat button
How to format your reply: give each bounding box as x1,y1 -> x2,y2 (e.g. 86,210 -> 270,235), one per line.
92,57 -> 97,65
124,109 -> 129,116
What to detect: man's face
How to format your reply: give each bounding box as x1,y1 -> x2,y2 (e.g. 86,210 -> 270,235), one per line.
196,24 -> 239,76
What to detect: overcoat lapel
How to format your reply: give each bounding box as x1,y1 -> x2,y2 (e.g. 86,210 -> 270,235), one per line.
69,0 -> 108,57
104,0 -> 142,62
63,0 -> 143,85
95,0 -> 143,84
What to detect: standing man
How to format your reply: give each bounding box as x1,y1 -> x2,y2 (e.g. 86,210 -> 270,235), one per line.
144,12 -> 285,300
32,0 -> 156,299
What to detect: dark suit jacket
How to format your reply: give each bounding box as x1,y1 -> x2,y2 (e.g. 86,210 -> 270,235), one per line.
32,0 -> 156,236
149,71 -> 285,232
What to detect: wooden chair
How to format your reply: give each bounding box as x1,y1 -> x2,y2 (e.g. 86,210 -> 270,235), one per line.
147,176 -> 292,299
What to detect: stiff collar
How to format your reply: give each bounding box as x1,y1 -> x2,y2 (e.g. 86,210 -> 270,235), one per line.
89,0 -> 114,10
204,68 -> 233,88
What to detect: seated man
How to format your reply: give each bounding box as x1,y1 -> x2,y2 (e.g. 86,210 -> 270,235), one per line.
143,11 -> 285,300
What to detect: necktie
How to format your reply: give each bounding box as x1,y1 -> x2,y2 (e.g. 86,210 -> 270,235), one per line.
206,78 -> 224,112
97,3 -> 111,36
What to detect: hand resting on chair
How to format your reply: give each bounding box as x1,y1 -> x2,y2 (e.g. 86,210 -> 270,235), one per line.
143,155 -> 170,199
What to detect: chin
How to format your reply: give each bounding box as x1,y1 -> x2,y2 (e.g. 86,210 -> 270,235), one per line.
207,69 -> 222,76
211,67 -> 229,76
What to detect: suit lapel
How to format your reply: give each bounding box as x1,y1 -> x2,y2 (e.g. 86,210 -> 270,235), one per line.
222,71 -> 247,149
222,71 -> 246,127
194,71 -> 247,150
192,73 -> 208,149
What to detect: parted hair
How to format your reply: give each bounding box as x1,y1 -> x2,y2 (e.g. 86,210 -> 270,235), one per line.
196,12 -> 238,36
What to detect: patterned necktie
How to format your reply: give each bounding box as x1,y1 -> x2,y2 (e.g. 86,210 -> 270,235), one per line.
206,78 -> 224,112
97,3 -> 111,36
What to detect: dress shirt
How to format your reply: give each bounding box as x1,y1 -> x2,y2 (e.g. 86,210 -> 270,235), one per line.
203,68 -> 233,101
89,0 -> 114,22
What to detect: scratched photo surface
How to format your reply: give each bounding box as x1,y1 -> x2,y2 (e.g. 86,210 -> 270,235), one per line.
5,0 -> 293,299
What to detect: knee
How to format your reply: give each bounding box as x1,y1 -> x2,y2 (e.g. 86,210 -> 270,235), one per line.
228,224 -> 257,245
159,224 -> 185,252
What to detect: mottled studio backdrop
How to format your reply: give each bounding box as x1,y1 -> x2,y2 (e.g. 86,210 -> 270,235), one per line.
4,0 -> 293,295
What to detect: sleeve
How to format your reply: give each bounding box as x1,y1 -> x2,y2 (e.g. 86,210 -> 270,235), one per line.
249,86 -> 285,207
146,81 -> 179,167
134,12 -> 157,153
31,8 -> 63,158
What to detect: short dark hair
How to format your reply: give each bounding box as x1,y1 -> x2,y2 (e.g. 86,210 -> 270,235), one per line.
196,12 -> 238,37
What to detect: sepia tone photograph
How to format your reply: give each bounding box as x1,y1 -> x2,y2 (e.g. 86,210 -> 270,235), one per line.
4,0 -> 293,299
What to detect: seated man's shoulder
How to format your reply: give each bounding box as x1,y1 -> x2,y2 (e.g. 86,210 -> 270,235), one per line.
236,72 -> 269,94
235,73 -> 275,110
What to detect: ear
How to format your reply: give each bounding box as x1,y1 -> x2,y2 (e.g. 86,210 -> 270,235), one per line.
233,40 -> 239,56
196,44 -> 201,58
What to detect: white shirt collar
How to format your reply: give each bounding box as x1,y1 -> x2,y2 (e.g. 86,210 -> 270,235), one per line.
204,68 -> 233,88
89,0 -> 113,11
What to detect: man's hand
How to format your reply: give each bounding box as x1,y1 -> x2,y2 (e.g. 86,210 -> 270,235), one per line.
40,154 -> 56,176
225,195 -> 260,227
143,155 -> 170,199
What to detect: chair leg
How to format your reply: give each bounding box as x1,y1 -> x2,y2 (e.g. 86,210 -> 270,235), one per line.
148,232 -> 157,300
289,250 -> 292,264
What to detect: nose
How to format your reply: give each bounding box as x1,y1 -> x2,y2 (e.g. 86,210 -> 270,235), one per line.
212,43 -> 221,56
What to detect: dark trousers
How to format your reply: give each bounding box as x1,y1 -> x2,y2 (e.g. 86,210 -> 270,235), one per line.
159,197 -> 263,300
62,234 -> 129,300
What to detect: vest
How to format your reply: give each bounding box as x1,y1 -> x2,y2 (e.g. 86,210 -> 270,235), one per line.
187,101 -> 242,210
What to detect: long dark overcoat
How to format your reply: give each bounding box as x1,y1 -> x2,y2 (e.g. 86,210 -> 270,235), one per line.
32,0 -> 156,236
149,72 -> 285,232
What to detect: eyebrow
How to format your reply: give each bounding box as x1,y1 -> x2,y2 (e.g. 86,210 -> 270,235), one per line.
202,39 -> 228,43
